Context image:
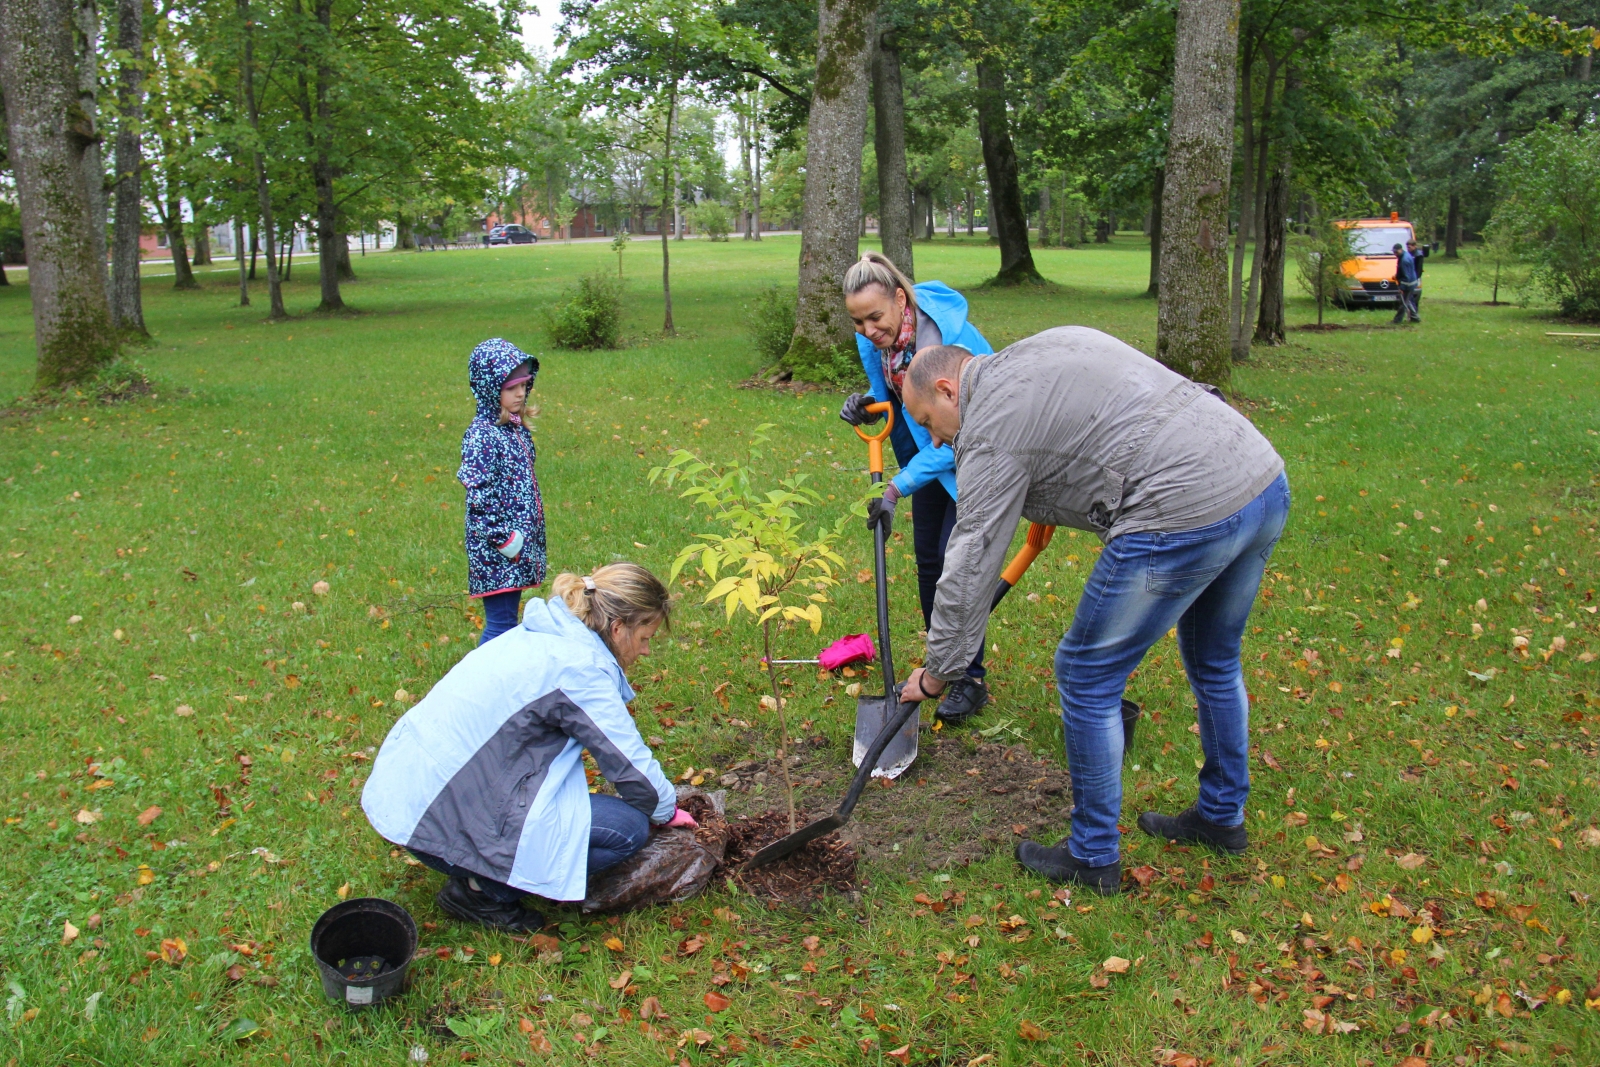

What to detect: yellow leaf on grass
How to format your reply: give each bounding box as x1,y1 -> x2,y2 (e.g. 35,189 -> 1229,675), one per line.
137,865 -> 155,885
336,883 -> 351,899
604,936 -> 625,953
1411,925 -> 1434,944
62,920 -> 80,946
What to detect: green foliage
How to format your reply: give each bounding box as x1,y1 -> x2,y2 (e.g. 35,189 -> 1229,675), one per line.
1493,123 -> 1600,321
545,272 -> 625,350
749,283 -> 796,367
782,335 -> 863,385
1463,226 -> 1532,306
610,230 -> 631,276
690,200 -> 731,241
1295,218 -> 1361,327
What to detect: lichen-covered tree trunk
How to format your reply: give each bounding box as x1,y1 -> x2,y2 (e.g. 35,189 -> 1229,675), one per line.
1156,0 -> 1238,387
191,219 -> 212,265
74,0 -> 112,311
974,59 -> 1040,285
1147,167 -> 1163,297
1254,148 -> 1289,346
872,31 -> 913,278
786,0 -> 876,378
334,232 -> 355,281
0,0 -> 120,388
111,0 -> 148,336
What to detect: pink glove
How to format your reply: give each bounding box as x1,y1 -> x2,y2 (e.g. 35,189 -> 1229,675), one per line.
666,807 -> 698,829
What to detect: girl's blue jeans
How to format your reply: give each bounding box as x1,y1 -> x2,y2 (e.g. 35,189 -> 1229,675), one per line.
478,589 -> 523,646
1055,473 -> 1289,867
409,793 -> 650,901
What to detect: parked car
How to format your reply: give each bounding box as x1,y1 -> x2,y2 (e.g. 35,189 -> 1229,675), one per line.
1332,214 -> 1416,310
487,224 -> 538,246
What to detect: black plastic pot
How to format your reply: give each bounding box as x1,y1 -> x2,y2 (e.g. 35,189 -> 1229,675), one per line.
309,897 -> 417,1009
1121,698 -> 1142,753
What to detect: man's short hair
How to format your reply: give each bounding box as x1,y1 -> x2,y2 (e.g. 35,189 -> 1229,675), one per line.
1392,244 -> 1403,252
907,345 -> 972,396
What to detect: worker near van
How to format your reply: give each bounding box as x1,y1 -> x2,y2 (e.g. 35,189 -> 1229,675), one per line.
1392,243 -> 1421,324
1405,238 -> 1428,316
897,330 -> 1288,894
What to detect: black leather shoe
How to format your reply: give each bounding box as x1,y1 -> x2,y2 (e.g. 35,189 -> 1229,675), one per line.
935,676 -> 989,725
1014,839 -> 1121,895
1137,804 -> 1248,855
435,877 -> 545,932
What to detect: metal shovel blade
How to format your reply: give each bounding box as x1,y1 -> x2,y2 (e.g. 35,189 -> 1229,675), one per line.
852,693 -> 918,779
742,812 -> 846,869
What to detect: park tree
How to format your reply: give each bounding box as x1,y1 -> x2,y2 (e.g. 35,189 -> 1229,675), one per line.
111,0 -> 151,336
1156,0 -> 1238,387
872,24 -> 913,276
785,0 -> 878,378
1494,121 -> 1600,320
0,0 -> 121,388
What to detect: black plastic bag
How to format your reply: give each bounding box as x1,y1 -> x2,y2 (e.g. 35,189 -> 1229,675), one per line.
580,788 -> 728,914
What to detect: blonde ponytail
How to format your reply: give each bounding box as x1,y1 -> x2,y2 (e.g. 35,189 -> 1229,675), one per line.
551,563 -> 673,655
842,251 -> 918,316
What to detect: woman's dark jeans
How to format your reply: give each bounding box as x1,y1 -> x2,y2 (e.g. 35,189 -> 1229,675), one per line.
478,589 -> 523,646
410,793 -> 651,901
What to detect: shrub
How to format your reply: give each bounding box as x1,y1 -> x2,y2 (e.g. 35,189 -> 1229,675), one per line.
690,201 -> 731,241
749,284 -> 796,367
545,272 -> 624,350
1294,216 -> 1360,326
1493,123 -> 1600,320
1463,226 -> 1532,306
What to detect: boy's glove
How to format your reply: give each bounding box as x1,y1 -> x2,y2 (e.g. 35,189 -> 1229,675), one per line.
840,393 -> 883,426
497,530 -> 526,561
865,483 -> 900,533
666,807 -> 699,830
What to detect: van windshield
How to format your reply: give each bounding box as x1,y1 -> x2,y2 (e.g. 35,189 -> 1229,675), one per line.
1348,227 -> 1412,256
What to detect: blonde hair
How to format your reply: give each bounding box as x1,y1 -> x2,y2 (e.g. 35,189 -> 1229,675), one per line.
551,563 -> 673,654
842,251 -> 918,316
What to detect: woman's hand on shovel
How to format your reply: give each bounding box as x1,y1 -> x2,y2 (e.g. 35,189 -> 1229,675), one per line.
900,668 -> 946,704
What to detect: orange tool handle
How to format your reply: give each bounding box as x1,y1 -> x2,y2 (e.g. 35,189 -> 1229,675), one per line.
1001,523 -> 1055,586
853,401 -> 895,476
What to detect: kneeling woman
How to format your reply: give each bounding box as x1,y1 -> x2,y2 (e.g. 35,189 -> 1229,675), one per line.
362,563 -> 695,931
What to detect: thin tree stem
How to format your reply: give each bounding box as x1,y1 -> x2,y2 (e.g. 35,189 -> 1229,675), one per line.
763,619 -> 796,832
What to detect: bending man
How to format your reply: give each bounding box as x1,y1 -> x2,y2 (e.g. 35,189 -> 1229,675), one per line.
899,329 -> 1289,893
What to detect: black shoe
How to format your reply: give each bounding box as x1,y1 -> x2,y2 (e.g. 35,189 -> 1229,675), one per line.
1137,805 -> 1248,855
435,876 -> 545,933
1014,839 -> 1121,895
935,676 -> 989,725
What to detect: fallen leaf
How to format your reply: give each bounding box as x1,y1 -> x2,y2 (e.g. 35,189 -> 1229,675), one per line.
159,937 -> 187,964
1411,925 -> 1434,944
488,953 -> 501,966
1017,1019 -> 1048,1041
1261,750 -> 1283,771
639,996 -> 663,1020
136,805 -> 162,826
336,883 -> 351,899
1284,811 -> 1309,828
527,1030 -> 554,1054
885,1045 -> 912,1065
175,704 -> 195,717
136,864 -> 155,885
1102,956 -> 1130,974
608,970 -> 632,990
220,1017 -> 260,1042
1394,853 -> 1426,870
1156,1052 -> 1200,1067
225,963 -> 247,981
604,936 -> 624,953
62,920 -> 80,946
703,991 -> 730,1012
1229,929 -> 1250,944
1128,865 -> 1157,888
75,809 -> 101,825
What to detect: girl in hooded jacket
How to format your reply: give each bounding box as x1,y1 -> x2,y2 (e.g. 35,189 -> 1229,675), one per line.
459,339 -> 547,644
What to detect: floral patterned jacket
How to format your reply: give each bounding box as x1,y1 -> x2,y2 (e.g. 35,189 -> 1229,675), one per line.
457,339 -> 546,597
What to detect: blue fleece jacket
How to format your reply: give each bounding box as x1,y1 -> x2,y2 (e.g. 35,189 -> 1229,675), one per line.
854,281 -> 993,499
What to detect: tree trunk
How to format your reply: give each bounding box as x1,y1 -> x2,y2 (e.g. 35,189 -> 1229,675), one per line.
334,232 -> 355,280
310,0 -> 344,312
73,0 -> 112,312
249,227 -> 258,278
0,0 -> 121,387
752,86 -> 763,240
974,59 -> 1040,284
191,220 -> 212,265
396,214 -> 415,250
1227,51 -> 1255,360
1156,0 -> 1238,388
111,0 -> 148,337
1254,148 -> 1289,345
1237,58 -> 1279,361
661,73 -> 679,334
966,190 -> 974,235
161,189 -> 199,289
1039,183 -> 1052,248
236,219 -> 250,306
239,0 -> 286,319
872,31 -> 913,277
1147,167 -> 1164,297
786,0 -> 877,374
739,96 -> 753,239
1445,193 -> 1460,257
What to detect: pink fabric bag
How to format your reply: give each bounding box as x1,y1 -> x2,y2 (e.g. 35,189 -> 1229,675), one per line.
818,633 -> 876,671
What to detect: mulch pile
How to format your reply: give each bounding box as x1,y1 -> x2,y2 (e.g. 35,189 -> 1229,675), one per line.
721,811 -> 860,904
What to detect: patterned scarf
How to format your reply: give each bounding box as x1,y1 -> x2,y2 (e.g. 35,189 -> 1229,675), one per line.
880,308 -> 917,398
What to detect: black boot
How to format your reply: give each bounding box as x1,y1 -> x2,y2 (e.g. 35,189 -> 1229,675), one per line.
1014,839 -> 1122,895
1137,804 -> 1248,855
934,676 -> 989,725
435,876 -> 545,932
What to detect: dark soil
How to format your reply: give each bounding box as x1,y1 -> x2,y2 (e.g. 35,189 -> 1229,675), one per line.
718,730 -> 1075,876
1294,323 -> 1347,331
722,811 -> 859,904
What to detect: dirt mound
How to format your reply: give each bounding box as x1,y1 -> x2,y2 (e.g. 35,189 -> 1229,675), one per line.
723,812 -> 859,904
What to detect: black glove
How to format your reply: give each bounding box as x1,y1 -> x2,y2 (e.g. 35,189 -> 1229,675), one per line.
865,485 -> 899,533
840,393 -> 883,426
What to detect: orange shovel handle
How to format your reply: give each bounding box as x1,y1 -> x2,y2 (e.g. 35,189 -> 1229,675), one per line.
1000,523 -> 1056,587
853,401 -> 895,476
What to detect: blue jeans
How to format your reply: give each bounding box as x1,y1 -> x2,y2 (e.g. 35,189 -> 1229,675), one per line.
478,589 -> 523,646
410,793 -> 651,901
1055,472 -> 1289,866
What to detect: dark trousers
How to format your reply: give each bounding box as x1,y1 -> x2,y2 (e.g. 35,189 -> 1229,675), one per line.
1393,284 -> 1420,323
478,589 -> 523,646
909,479 -> 987,679
410,793 -> 650,901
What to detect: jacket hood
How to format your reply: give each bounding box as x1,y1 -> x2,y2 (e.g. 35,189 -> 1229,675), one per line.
468,339 -> 540,420
519,596 -> 634,702
913,282 -> 973,348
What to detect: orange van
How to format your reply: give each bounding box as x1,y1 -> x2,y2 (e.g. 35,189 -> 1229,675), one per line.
1332,214 -> 1416,310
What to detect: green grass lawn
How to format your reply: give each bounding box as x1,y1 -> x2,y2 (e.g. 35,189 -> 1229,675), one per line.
2,234 -> 1598,1065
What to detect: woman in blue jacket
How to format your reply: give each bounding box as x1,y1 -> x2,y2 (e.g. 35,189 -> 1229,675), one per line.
362,563 -> 695,931
839,252 -> 994,724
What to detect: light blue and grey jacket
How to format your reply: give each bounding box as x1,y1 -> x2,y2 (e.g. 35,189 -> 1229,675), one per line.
361,596 -> 676,901
855,281 -> 994,500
